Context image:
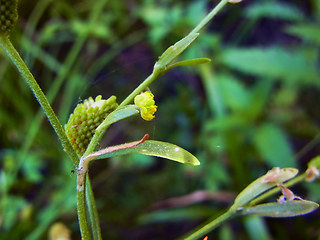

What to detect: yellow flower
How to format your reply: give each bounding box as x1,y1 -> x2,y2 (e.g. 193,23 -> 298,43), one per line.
134,92 -> 157,121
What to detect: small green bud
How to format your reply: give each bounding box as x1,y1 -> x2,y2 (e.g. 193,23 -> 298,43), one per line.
0,0 -> 18,35
65,95 -> 118,157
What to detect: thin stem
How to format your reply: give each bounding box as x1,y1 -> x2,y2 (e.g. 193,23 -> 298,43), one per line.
119,69 -> 161,108
248,172 -> 308,207
0,34 -> 79,167
184,209 -> 236,240
86,178 -> 102,240
190,0 -> 229,34
77,173 -> 92,240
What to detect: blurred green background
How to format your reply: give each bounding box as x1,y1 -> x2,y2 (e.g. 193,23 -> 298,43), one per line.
1,0 -> 320,239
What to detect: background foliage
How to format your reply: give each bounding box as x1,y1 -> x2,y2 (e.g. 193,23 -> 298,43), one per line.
0,0 -> 319,239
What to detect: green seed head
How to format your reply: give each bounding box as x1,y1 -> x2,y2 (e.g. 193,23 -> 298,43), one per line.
0,0 -> 18,35
65,95 -> 118,157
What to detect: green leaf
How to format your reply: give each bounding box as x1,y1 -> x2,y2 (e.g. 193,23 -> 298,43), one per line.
218,75 -> 250,111
219,47 -> 319,85
240,200 -> 319,217
232,168 -> 298,209
155,33 -> 199,70
97,105 -> 139,132
285,24 -> 320,45
254,124 -> 296,168
95,140 -> 200,166
245,2 -> 303,21
248,79 -> 273,119
165,58 -> 211,72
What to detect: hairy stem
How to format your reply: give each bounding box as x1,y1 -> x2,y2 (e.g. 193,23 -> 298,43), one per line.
77,173 -> 92,240
0,34 -> 79,167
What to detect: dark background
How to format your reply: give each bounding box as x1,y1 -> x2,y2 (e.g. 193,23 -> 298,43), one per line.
0,0 -> 320,239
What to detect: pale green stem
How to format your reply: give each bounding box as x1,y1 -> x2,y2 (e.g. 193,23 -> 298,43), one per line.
0,34 -> 79,166
118,69 -> 161,108
86,178 -> 102,240
77,173 -> 92,240
184,209 -> 236,240
190,0 -> 229,34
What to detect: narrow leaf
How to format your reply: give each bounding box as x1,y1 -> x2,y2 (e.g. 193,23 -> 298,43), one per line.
285,24 -> 320,44
95,140 -> 200,166
155,33 -> 199,70
97,105 -> 139,132
83,134 -> 149,162
232,168 -> 298,209
167,58 -> 211,69
241,200 -> 319,218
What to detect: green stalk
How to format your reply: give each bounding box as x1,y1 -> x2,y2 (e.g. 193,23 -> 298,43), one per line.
184,209 -> 236,240
77,173 -> 92,240
190,0 -> 229,34
0,34 -> 79,167
119,0 -> 229,109
86,177 -> 102,240
118,69 -> 161,108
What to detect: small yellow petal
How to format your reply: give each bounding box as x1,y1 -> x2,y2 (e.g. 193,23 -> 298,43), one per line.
134,92 -> 157,121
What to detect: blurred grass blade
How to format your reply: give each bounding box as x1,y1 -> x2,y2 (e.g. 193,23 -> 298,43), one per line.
94,140 -> 200,166
241,200 -> 319,217
155,33 -> 199,70
245,2 -> 303,21
219,47 -> 319,84
244,215 -> 271,240
232,168 -> 298,208
254,123 -> 296,168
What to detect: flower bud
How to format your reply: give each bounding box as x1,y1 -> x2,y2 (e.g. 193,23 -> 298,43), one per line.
134,91 -> 157,121
65,95 -> 118,156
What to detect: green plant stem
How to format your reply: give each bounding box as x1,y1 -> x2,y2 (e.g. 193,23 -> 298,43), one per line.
248,172 -> 308,206
118,0 -> 230,109
184,209 -> 236,240
77,0 -> 232,238
77,173 -> 92,240
190,0 -> 229,34
86,178 -> 102,240
118,69 -> 161,108
0,34 -> 79,167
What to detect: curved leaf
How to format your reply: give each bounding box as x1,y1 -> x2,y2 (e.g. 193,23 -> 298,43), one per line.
97,105 -> 139,132
95,140 -> 200,166
241,200 -> 319,218
155,33 -> 199,70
